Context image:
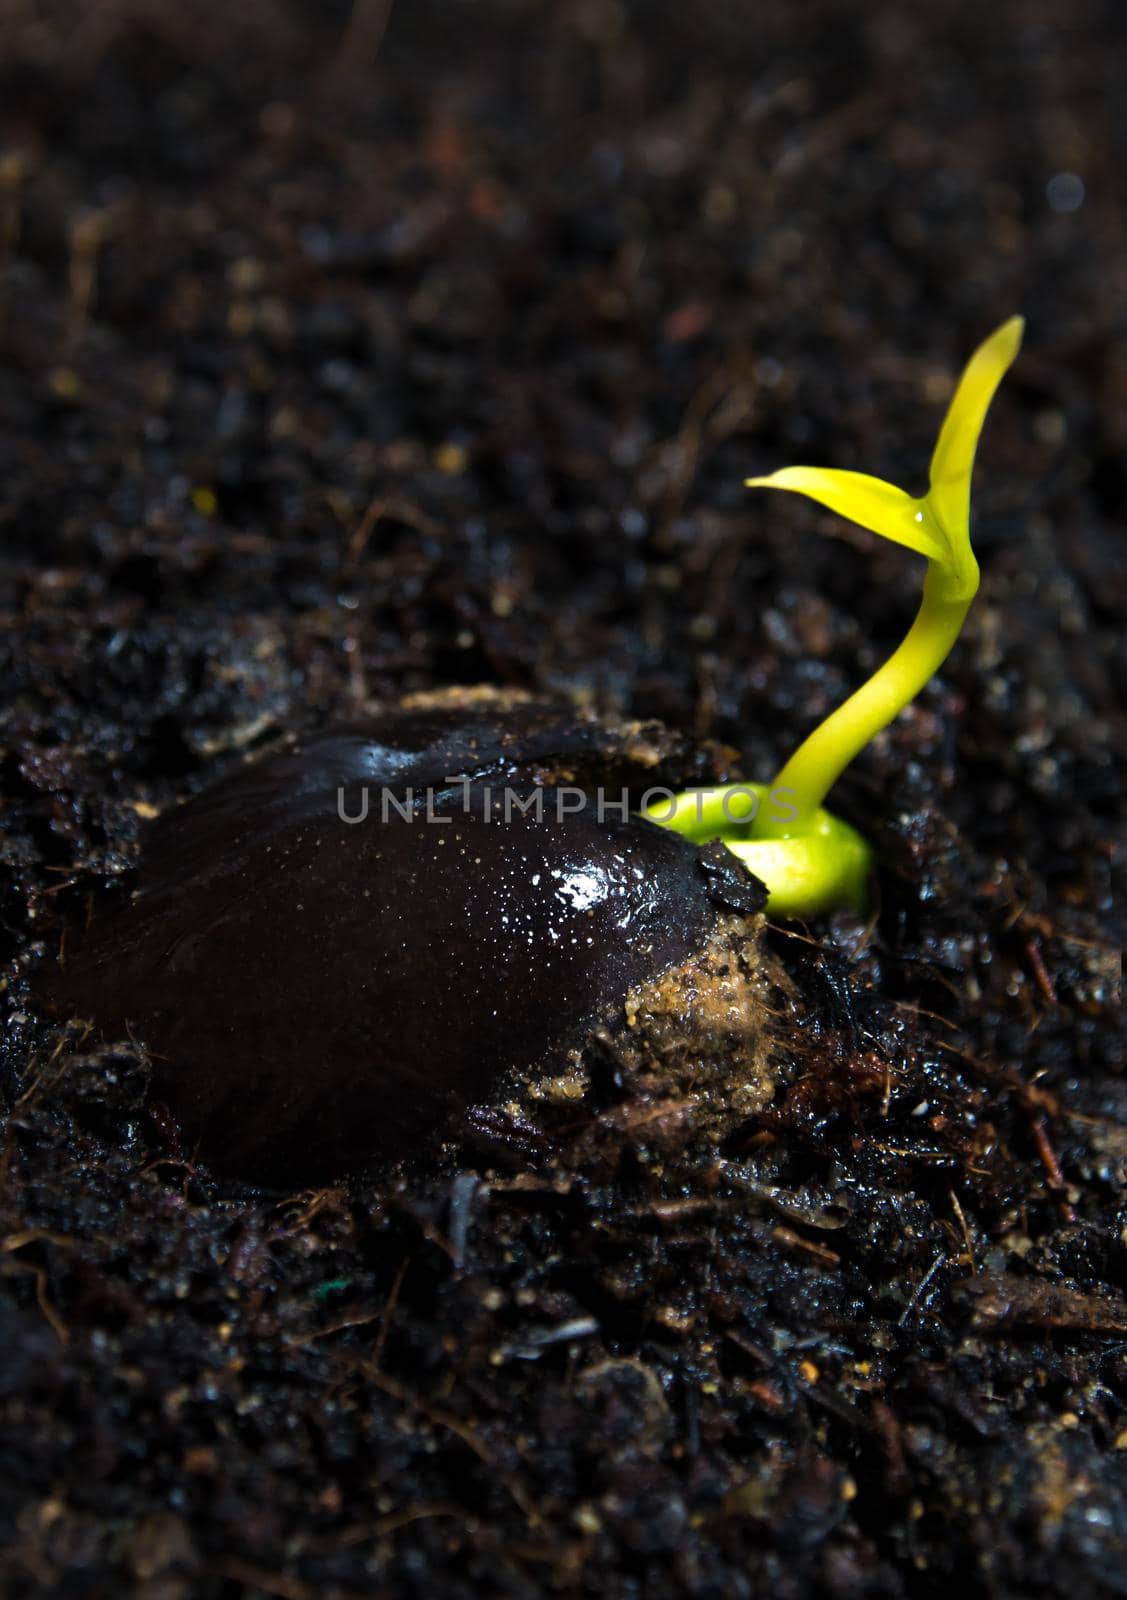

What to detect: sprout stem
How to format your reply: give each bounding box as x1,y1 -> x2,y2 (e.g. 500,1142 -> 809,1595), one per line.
756,568 -> 972,839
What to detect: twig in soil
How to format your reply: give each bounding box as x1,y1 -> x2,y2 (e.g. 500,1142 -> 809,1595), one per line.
340,494 -> 442,571
633,1195 -> 733,1223
869,1141 -> 966,1168
771,1225 -> 841,1268
283,1308 -> 387,1351
892,999 -> 961,1031
216,1560 -> 314,1600
347,1361 -> 546,1529
897,1251 -> 947,1327
284,1253 -> 409,1361
2,1230 -> 73,1343
1030,1115 -> 1077,1224
880,1055 -> 893,1118
270,1188 -> 344,1235
371,1254 -> 409,1372
764,920 -> 822,944
1024,934 -> 1060,1006
949,1189 -> 977,1273
372,1503 -> 467,1538
599,1097 -> 700,1137
325,1501 -> 468,1548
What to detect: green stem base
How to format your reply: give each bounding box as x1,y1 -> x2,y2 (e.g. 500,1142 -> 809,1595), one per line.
643,785 -> 872,918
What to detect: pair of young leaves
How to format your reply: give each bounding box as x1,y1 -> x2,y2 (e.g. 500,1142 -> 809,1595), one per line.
749,315 -> 1023,606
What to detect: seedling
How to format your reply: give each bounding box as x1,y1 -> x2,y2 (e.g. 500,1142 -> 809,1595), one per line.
646,317 -> 1024,917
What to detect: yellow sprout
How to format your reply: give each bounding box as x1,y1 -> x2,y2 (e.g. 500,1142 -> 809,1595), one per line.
648,317 -> 1024,914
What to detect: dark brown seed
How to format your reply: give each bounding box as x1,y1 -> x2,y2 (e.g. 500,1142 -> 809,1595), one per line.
47,704 -> 765,1187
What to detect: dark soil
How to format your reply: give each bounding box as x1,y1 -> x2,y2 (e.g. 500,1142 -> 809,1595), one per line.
1,2 -> 1125,1597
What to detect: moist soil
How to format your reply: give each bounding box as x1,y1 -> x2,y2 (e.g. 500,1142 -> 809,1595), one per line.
1,3 -> 1125,1597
